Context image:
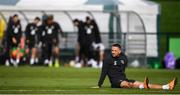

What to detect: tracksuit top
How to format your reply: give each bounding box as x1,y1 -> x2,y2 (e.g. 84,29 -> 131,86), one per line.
25,23 -> 39,45
98,53 -> 128,87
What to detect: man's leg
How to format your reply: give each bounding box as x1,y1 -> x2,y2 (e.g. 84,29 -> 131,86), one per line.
75,42 -> 80,63
5,46 -> 10,66
52,46 -> 60,67
48,43 -> 53,66
120,77 -> 177,90
42,43 -> 50,65
149,77 -> 177,90
30,47 -> 37,65
98,45 -> 104,68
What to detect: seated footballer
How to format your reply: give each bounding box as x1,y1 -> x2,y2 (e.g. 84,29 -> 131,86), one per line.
94,43 -> 177,90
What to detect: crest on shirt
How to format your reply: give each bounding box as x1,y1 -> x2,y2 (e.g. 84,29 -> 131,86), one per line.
31,30 -> 35,35
114,61 -> 117,65
13,25 -> 20,34
14,27 -> 19,34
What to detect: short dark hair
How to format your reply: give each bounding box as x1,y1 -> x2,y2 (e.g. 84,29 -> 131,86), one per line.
34,17 -> 40,21
112,43 -> 121,49
73,19 -> 79,23
86,16 -> 90,21
13,14 -> 18,18
47,15 -> 54,20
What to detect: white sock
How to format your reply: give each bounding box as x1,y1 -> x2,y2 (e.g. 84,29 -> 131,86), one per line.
5,60 -> 10,66
10,58 -> 14,64
139,84 -> 144,89
16,59 -> 20,64
49,59 -> 52,65
10,58 -> 16,66
92,60 -> 98,68
30,58 -> 35,65
162,84 -> 169,90
35,58 -> 38,63
13,59 -> 19,67
75,56 -> 79,62
44,59 -> 49,64
99,61 -> 103,68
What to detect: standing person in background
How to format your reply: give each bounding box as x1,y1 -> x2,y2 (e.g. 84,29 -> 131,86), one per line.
86,16 -> 105,68
5,14 -> 22,66
84,17 -> 97,68
37,14 -> 48,65
25,17 -> 41,65
4,16 -> 13,66
73,19 -> 89,68
40,15 -> 64,67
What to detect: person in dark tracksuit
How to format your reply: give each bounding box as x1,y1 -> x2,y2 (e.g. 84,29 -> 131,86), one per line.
25,17 -> 40,65
93,43 -> 176,90
40,15 -> 63,66
84,18 -> 95,66
5,14 -> 22,66
73,19 -> 94,67
98,44 -> 135,88
86,16 -> 105,68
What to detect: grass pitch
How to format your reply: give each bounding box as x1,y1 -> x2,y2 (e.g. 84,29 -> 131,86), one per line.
0,66 -> 179,94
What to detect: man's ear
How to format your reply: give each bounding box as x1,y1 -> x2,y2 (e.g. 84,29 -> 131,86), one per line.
119,50 -> 121,54
118,51 -> 120,55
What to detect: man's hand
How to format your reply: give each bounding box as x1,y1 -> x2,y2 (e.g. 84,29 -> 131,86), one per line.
26,40 -> 29,44
12,37 -> 17,44
91,86 -> 100,89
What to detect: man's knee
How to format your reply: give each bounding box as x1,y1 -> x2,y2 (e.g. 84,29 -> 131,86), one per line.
53,47 -> 59,55
120,81 -> 133,88
32,48 -> 37,52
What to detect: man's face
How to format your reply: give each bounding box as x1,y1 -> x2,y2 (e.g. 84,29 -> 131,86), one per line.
34,19 -> 40,25
47,19 -> 53,25
86,19 -> 91,24
111,46 -> 121,57
74,22 -> 78,26
13,16 -> 19,23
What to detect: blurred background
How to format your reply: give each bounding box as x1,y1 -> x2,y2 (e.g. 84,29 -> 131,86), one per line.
0,0 -> 180,69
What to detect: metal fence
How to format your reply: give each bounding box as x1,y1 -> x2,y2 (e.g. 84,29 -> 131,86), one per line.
59,32 -> 148,67
58,32 -> 180,67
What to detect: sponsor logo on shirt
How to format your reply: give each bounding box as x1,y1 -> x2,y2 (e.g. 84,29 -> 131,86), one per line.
114,61 -> 117,65
121,60 -> 125,64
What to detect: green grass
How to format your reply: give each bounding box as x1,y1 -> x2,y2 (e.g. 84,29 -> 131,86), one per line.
0,66 -> 180,94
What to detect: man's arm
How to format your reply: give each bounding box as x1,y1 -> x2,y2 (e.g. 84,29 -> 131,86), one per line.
98,58 -> 109,87
25,24 -> 30,44
6,24 -> 13,43
37,25 -> 44,46
124,54 -> 128,67
56,22 -> 64,37
16,24 -> 22,43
